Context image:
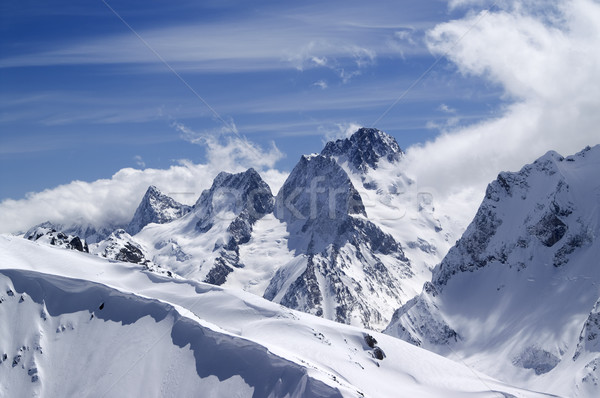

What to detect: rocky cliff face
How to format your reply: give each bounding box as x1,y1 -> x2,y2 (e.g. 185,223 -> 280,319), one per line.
93,229 -> 148,264
194,168 -> 274,285
321,127 -> 402,173
127,185 -> 191,235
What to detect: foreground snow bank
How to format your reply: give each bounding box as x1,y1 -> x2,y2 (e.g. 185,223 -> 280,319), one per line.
0,236 -> 552,397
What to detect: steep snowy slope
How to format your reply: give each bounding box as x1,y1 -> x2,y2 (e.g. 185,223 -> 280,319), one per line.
0,235 -> 554,398
385,145 -> 600,398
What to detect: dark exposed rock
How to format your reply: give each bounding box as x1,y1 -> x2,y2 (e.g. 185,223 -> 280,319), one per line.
274,154 -> 369,254
115,243 -> 146,264
513,346 -> 560,375
364,334 -> 378,348
24,222 -> 89,253
372,347 -> 386,360
434,205 -> 502,287
127,186 -> 191,235
554,225 -> 593,267
96,229 -> 150,265
204,258 -> 234,286
269,256 -> 323,318
321,128 -> 403,172
195,168 -> 274,234
265,149 -> 411,329
195,168 -> 274,280
528,212 -> 567,247
574,298 -> 600,361
69,237 -> 87,253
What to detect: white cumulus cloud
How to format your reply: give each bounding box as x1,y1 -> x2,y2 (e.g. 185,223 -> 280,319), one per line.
403,0 -> 600,223
0,131 -> 287,234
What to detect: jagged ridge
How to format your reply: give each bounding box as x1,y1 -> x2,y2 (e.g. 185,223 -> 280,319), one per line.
127,185 -> 191,235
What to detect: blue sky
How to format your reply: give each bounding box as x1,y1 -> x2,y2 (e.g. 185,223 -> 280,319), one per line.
1,0 -> 599,233
0,0 -> 504,200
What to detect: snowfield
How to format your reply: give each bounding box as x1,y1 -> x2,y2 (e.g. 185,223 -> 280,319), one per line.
0,236 -> 553,398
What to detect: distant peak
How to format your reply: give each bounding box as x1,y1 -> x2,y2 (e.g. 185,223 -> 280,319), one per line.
126,186 -> 191,235
321,127 -> 403,172
145,185 -> 161,195
207,169 -> 268,194
194,168 -> 274,233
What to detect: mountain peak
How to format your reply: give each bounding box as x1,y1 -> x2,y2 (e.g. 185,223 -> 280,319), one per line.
193,168 -> 274,285
385,145 -> 600,397
274,154 -> 367,252
321,127 -> 403,172
146,185 -> 161,196
126,186 -> 191,235
194,168 -> 274,233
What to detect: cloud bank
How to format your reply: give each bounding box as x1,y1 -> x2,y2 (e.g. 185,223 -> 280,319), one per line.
403,0 -> 600,221
0,133 -> 287,234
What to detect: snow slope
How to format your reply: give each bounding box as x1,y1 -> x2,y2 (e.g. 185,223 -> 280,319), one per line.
0,235 -> 554,398
385,145 -> 600,398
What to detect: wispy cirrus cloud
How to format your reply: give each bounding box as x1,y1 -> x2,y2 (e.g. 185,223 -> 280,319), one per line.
0,11 -> 425,78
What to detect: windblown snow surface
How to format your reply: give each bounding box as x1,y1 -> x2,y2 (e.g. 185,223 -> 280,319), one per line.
0,236 -> 552,398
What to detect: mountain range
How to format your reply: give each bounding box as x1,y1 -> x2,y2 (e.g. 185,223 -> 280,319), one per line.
7,127 -> 599,397
23,128 -> 455,332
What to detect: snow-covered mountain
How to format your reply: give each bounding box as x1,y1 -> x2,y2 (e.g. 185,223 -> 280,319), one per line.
321,127 -> 402,173
133,128 -> 453,331
132,168 -> 288,292
0,235 -> 554,398
127,185 -> 191,235
16,128 -> 459,332
59,222 -> 124,244
7,127 -> 599,397
91,228 -> 146,263
385,145 -> 600,398
322,128 -> 458,284
264,153 -> 413,330
194,168 -> 274,284
263,128 -> 457,330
